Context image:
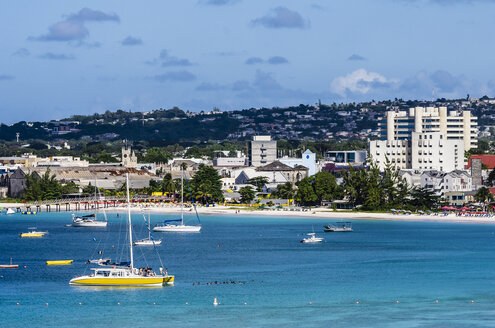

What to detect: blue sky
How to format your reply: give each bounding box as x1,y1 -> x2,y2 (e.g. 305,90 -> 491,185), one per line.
2,0 -> 495,123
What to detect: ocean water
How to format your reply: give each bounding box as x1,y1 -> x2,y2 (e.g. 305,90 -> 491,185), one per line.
2,211 -> 495,327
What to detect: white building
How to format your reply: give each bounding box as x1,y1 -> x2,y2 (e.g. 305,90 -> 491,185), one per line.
279,149 -> 316,176
379,106 -> 477,151
420,170 -> 472,197
325,150 -> 367,164
370,132 -> 464,172
249,135 -> 277,167
35,156 -> 89,167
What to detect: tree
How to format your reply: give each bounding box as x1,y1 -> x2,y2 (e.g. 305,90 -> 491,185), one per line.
161,173 -> 176,193
143,147 -> 172,164
475,187 -> 493,204
23,169 -> 63,201
295,177 -> 317,205
487,169 -> 495,187
239,186 -> 256,204
190,164 -> 223,203
408,187 -> 440,210
313,172 -> 342,205
248,176 -> 269,192
274,182 -> 296,199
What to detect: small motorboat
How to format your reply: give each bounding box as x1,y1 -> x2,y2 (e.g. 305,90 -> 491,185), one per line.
72,214 -> 107,227
87,258 -> 111,265
46,260 -> 73,265
324,222 -> 353,232
6,208 -> 15,215
300,233 -> 324,243
20,228 -> 48,238
0,258 -> 19,269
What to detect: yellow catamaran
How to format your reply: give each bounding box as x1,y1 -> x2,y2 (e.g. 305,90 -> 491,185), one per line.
69,173 -> 174,287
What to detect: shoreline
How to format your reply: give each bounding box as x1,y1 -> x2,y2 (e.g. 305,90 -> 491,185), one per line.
2,202 -> 495,225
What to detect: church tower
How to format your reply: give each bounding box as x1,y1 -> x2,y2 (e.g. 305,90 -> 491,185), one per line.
121,141 -> 137,168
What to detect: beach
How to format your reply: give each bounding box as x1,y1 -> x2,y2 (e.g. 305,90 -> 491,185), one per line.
3,201 -> 491,225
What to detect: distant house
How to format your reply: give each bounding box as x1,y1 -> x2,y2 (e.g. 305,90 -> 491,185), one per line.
466,155 -> 495,170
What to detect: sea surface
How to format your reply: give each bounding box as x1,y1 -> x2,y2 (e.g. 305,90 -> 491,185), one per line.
1,211 -> 495,327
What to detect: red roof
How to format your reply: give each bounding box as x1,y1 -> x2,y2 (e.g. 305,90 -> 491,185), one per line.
489,187 -> 495,195
466,155 -> 495,169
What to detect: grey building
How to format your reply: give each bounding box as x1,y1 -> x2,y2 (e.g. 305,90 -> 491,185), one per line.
249,135 -> 277,167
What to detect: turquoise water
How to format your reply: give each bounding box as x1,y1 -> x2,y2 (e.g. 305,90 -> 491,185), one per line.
2,212 -> 495,327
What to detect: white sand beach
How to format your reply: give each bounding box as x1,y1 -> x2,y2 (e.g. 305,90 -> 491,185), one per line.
2,202 -> 494,225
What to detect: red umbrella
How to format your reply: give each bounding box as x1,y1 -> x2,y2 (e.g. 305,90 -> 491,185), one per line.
440,206 -> 451,210
459,206 -> 470,210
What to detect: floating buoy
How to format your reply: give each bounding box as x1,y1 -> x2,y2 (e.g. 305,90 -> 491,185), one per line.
45,303 -> 49,306
185,302 -> 189,305
112,245 -> 115,248
471,300 -> 475,303
218,245 -> 221,247
213,298 -> 218,306
23,266 -> 27,268
309,302 -> 312,305
435,300 -> 439,303
78,302 -> 82,306
244,302 -> 247,306
16,302 -> 20,306
153,302 -> 156,305
355,301 -> 360,304
117,302 -> 120,305
395,300 -> 399,304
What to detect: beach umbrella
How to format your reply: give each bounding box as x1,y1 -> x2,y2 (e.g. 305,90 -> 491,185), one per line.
460,206 -> 470,210
440,206 -> 450,210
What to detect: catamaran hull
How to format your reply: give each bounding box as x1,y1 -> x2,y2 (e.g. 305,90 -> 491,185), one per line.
69,276 -> 174,286
153,225 -> 201,232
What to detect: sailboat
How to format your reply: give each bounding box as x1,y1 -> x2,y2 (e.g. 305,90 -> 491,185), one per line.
134,211 -> 162,246
6,208 -> 15,214
72,178 -> 107,227
153,167 -> 201,233
69,173 -> 174,287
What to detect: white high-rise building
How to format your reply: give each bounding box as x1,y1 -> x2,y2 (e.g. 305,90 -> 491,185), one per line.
249,135 -> 277,167
379,107 -> 477,151
370,132 -> 464,172
370,106 -> 476,172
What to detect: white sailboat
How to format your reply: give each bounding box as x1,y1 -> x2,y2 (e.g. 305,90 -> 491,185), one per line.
6,208 -> 15,214
134,211 -> 162,246
72,179 -> 107,227
69,173 -> 174,287
153,167 -> 201,233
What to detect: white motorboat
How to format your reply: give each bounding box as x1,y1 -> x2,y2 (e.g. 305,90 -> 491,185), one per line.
6,208 -> 15,215
134,211 -> 162,246
300,233 -> 324,243
324,222 -> 353,232
70,173 -> 174,287
72,214 -> 108,227
87,258 -> 111,265
153,167 -> 201,233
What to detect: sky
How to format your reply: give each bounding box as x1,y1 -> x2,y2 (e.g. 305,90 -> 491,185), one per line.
2,0 -> 495,123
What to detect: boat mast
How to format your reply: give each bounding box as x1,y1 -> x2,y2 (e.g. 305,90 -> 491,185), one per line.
148,211 -> 151,240
181,166 -> 184,224
126,173 -> 134,270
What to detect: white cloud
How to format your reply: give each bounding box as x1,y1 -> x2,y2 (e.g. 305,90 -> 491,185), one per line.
330,69 -> 394,96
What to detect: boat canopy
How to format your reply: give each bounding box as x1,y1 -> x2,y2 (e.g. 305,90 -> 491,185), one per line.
82,214 -> 96,218
164,219 -> 182,224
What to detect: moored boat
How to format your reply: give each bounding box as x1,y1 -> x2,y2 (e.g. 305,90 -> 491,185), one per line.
301,233 -> 324,243
153,167 -> 201,233
0,258 -> 19,269
324,222 -> 353,232
20,228 -> 48,238
6,208 -> 15,215
46,260 -> 73,265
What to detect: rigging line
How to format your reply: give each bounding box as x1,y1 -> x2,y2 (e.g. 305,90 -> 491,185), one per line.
184,175 -> 201,224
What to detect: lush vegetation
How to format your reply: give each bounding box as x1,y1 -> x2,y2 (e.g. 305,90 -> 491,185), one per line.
190,164 -> 223,204
23,169 -> 79,201
288,161 -> 442,211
